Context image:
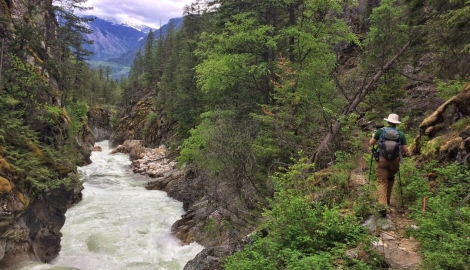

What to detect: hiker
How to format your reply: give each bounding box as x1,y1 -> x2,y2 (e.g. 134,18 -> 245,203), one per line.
369,113 -> 409,217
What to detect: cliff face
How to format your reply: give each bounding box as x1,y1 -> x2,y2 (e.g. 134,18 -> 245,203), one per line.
87,107 -> 114,142
109,96 -> 175,148
0,184 -> 82,268
0,0 -> 86,267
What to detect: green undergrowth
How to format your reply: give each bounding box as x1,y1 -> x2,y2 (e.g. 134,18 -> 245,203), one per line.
371,152 -> 470,269
0,55 -> 83,196
223,156 -> 385,270
224,144 -> 470,269
406,162 -> 470,269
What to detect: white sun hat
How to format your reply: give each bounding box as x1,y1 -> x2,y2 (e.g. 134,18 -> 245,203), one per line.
383,113 -> 401,124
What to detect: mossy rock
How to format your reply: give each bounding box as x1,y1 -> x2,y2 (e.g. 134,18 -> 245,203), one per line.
420,137 -> 443,158
62,107 -> 72,123
55,163 -> 75,178
413,83 -> 470,157
0,176 -> 12,194
0,157 -> 14,174
15,191 -> 29,207
419,83 -> 470,138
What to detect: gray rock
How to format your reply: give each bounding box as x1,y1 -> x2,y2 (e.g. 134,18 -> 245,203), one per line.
362,215 -> 396,232
183,246 -> 232,270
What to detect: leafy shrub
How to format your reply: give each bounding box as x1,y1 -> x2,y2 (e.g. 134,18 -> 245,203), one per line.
176,111 -> 213,169
409,163 -> 470,269
396,158 -> 432,206
224,158 -> 383,270
68,101 -> 89,131
148,111 -> 158,122
436,79 -> 466,100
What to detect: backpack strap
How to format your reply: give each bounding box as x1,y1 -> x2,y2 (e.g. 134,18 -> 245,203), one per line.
397,129 -> 403,163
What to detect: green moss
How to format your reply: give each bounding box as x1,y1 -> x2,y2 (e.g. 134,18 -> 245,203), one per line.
1,0 -> 11,17
16,191 -> 29,207
439,137 -> 463,153
0,176 -> 12,194
450,117 -> 470,132
0,156 -> 14,174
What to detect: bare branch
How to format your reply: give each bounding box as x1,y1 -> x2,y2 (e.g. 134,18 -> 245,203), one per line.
308,41 -> 411,166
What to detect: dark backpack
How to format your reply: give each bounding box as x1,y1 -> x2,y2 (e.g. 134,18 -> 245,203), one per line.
379,127 -> 401,160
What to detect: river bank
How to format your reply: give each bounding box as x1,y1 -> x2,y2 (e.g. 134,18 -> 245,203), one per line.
14,140 -> 203,270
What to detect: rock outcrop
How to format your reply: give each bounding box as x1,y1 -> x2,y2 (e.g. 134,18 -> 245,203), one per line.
0,185 -> 82,268
1,141 -> 83,268
109,96 -> 175,148
87,107 -> 113,142
412,83 -> 470,165
76,124 -> 95,166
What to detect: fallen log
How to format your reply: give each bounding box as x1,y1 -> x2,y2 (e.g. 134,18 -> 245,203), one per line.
309,41 -> 411,165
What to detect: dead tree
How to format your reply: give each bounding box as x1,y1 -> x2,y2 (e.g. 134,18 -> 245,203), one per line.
309,41 -> 411,166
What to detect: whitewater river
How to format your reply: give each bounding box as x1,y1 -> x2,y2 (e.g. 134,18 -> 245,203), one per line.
16,141 -> 204,270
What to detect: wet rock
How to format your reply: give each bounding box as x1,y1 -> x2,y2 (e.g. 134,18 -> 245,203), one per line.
183,246 -> 232,270
76,124 -> 95,166
0,185 -> 82,268
109,140 -> 145,158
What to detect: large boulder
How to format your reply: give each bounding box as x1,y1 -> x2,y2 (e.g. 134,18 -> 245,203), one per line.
412,83 -> 470,165
0,183 -> 82,268
109,140 -> 147,160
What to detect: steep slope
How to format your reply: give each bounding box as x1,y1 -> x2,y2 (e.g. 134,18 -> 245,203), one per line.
83,16 -> 150,61
106,17 -> 184,67
0,0 -> 89,267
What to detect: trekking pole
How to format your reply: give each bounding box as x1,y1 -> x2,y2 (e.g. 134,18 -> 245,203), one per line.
398,169 -> 405,212
368,147 -> 375,184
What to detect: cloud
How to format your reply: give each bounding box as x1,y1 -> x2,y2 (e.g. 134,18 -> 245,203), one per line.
79,0 -> 194,28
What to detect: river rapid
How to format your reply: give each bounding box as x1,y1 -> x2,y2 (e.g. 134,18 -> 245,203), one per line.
15,141 -> 203,270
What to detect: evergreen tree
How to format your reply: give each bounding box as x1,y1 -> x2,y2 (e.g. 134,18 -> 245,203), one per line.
143,30 -> 155,88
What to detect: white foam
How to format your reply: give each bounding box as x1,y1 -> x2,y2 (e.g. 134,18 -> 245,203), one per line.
16,141 -> 203,270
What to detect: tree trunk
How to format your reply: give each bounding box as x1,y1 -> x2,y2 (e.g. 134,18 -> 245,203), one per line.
308,41 -> 411,165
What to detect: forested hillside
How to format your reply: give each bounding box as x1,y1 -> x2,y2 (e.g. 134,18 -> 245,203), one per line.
112,0 -> 470,269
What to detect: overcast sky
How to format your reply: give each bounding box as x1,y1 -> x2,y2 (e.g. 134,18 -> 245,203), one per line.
79,0 -> 195,29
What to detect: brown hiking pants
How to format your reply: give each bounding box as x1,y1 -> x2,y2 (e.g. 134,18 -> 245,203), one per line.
376,156 -> 400,206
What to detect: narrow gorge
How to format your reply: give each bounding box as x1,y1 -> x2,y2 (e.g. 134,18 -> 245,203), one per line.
13,141 -> 203,270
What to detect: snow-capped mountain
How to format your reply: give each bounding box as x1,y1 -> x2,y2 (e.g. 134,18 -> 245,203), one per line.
83,15 -> 183,64
99,17 -> 155,33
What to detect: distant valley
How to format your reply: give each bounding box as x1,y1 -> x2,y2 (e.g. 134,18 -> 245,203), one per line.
83,16 -> 183,80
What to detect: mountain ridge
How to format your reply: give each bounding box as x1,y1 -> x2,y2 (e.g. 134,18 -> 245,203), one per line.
83,16 -> 184,79
97,16 -> 156,33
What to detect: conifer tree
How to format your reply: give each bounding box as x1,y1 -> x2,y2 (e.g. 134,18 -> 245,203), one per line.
143,30 -> 155,88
